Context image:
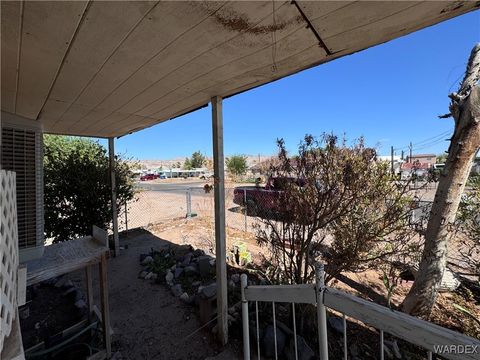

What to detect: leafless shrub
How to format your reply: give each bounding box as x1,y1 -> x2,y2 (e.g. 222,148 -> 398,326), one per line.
255,134 -> 421,285
457,176 -> 480,282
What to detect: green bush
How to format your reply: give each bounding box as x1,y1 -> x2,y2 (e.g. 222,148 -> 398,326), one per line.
226,155 -> 248,176
44,135 -> 136,242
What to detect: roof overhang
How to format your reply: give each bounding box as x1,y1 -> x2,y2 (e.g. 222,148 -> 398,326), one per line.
1,1 -> 478,138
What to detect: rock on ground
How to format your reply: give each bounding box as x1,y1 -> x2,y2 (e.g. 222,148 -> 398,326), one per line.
141,255 -> 154,265
262,324 -> 286,358
204,348 -> 240,360
200,283 -> 217,299
285,335 -> 315,360
328,316 -> 345,334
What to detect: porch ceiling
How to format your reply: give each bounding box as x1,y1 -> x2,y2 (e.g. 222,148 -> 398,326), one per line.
1,1 -> 478,138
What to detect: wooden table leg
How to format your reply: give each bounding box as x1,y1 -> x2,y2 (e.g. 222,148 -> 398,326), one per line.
99,253 -> 111,358
85,265 -> 94,321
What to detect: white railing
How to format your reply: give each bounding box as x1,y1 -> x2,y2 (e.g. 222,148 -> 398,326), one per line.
240,264 -> 480,360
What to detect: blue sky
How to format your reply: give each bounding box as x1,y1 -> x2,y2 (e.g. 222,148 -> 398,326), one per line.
113,11 -> 479,160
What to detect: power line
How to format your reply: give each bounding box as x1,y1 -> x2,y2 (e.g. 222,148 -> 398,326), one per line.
410,134 -> 451,152
394,130 -> 451,152
412,137 -> 449,152
411,130 -> 451,147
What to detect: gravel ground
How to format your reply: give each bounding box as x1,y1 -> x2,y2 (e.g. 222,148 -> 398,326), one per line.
77,229 -> 239,360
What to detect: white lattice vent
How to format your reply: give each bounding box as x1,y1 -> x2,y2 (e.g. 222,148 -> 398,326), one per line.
0,170 -> 19,353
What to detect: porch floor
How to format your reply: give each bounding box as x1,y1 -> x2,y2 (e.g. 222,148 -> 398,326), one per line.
77,229 -> 239,360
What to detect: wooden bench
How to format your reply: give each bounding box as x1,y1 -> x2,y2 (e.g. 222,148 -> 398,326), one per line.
25,226 -> 112,359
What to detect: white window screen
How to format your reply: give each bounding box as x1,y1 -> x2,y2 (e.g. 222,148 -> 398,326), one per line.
1,127 -> 43,249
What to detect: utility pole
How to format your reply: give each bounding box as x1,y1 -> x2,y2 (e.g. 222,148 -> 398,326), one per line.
390,146 -> 395,175
401,150 -> 404,160
409,142 -> 413,163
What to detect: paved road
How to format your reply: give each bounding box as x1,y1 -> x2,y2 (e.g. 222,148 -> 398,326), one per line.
136,181 -> 206,193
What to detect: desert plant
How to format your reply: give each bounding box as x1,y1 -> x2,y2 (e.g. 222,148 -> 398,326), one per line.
457,175 -> 480,282
255,134 -> 419,285
231,241 -> 252,266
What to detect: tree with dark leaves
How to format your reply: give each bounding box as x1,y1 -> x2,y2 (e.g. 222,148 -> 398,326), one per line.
44,135 -> 136,242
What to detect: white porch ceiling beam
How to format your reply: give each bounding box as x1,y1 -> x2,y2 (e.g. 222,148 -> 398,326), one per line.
2,1 -> 476,138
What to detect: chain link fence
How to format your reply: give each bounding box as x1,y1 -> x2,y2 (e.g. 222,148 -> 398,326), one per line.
117,184 -> 258,234
118,182 -> 436,239
118,188 -> 196,232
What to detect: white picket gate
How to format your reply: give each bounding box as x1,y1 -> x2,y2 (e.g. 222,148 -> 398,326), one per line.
240,264 -> 480,360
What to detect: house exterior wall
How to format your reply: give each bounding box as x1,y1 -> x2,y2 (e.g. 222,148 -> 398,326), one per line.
1,112 -> 44,262
406,154 -> 437,167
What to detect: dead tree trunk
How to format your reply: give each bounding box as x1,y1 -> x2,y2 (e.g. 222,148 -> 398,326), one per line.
402,44 -> 480,317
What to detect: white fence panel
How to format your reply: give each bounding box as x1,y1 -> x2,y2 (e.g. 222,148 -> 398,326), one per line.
0,170 -> 19,353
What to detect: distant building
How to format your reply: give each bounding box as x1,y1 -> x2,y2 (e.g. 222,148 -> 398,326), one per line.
401,161 -> 431,171
377,155 -> 402,162
162,167 -> 208,178
405,154 -> 436,167
377,155 -> 403,175
249,157 -> 277,175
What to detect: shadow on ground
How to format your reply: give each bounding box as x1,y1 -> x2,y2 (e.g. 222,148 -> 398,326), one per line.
79,228 -> 240,360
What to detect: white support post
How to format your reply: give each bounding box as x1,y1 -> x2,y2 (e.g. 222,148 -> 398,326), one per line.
380,330 -> 385,360
108,138 -> 119,257
212,96 -> 228,345
99,253 -> 112,358
85,266 -> 94,321
244,189 -> 248,232
186,188 -> 192,218
241,274 -> 250,360
125,202 -> 128,235
316,263 -> 329,360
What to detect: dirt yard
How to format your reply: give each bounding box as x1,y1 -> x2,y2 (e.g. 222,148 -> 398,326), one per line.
72,229 -> 240,360
146,216 -> 480,340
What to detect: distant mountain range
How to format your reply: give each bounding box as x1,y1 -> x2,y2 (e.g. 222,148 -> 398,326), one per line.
133,155 -> 273,170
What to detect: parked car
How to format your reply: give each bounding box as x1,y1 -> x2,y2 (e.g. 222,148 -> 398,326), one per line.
233,177 -> 304,218
140,173 -> 159,181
